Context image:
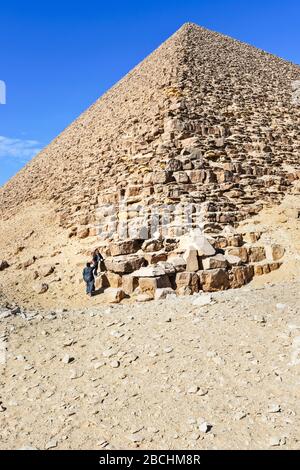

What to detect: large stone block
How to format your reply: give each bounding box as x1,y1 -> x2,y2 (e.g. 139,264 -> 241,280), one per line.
227,234 -> 244,247
247,247 -> 266,263
122,275 -> 139,295
143,251 -> 168,264
106,272 -> 122,288
179,229 -> 216,257
139,275 -> 171,296
174,171 -> 190,184
167,255 -> 187,272
103,288 -> 125,304
155,288 -> 176,300
226,247 -> 248,263
151,171 -> 173,184
183,249 -> 199,272
243,232 -> 262,243
202,254 -> 227,270
265,244 -> 285,261
176,272 -> 199,294
199,269 -> 230,292
187,170 -> 206,184
132,265 -> 166,277
104,255 -> 145,274
95,273 -> 109,290
142,239 -> 164,253
229,266 -> 254,289
109,239 -> 143,256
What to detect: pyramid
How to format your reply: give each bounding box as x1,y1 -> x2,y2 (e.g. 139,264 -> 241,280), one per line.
0,23 -> 300,307
1,22 -> 300,239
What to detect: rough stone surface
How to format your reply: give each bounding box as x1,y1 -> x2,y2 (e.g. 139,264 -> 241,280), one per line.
199,269 -> 230,292
103,288 -> 126,304
0,260 -> 9,271
104,256 -> 145,274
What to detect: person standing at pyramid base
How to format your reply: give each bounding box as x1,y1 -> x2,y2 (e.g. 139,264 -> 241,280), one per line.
92,249 -> 104,277
83,262 -> 95,297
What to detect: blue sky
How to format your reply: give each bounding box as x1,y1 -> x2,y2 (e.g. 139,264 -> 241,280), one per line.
0,0 -> 299,186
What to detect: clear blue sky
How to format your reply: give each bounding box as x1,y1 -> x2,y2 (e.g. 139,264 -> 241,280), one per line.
0,0 -> 299,186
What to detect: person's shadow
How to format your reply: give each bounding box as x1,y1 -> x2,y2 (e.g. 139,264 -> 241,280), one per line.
92,287 -> 105,297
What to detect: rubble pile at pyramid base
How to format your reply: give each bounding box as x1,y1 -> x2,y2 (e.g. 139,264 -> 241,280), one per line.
0,193 -> 299,309
93,228 -> 284,303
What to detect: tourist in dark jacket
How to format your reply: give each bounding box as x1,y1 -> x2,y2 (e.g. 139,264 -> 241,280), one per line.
83,262 -> 95,296
92,249 -> 104,277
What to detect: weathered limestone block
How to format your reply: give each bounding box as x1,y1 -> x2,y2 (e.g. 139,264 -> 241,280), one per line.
205,169 -> 217,183
174,171 -> 190,184
109,239 -> 143,256
216,170 -> 234,184
139,275 -> 171,296
132,265 -> 166,277
179,229 -> 216,256
253,262 -> 279,276
213,237 -> 228,250
265,244 -> 285,261
263,264 -> 271,274
243,232 -> 262,243
155,288 -> 176,300
164,117 -> 186,132
253,264 -> 264,276
151,171 -> 173,184
229,266 -> 254,289
167,255 -> 187,272
226,247 -> 248,263
187,170 -> 206,184
95,272 -> 109,290
247,247 -> 266,263
143,251 -> 168,264
142,239 -> 164,253
225,254 -> 242,266
157,261 -> 176,275
176,286 -> 194,296
166,159 -> 183,172
202,254 -> 227,270
269,262 -> 282,272
227,234 -> 244,247
143,172 -> 154,185
176,272 -> 199,294
183,249 -> 199,272
104,288 -> 125,304
122,275 -> 139,295
180,136 -> 200,148
106,272 -> 122,288
218,213 -> 237,224
104,255 -> 145,274
199,269 -> 230,292
125,186 -> 141,197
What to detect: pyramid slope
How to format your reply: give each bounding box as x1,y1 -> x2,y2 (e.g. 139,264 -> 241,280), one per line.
1,23 -> 300,237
